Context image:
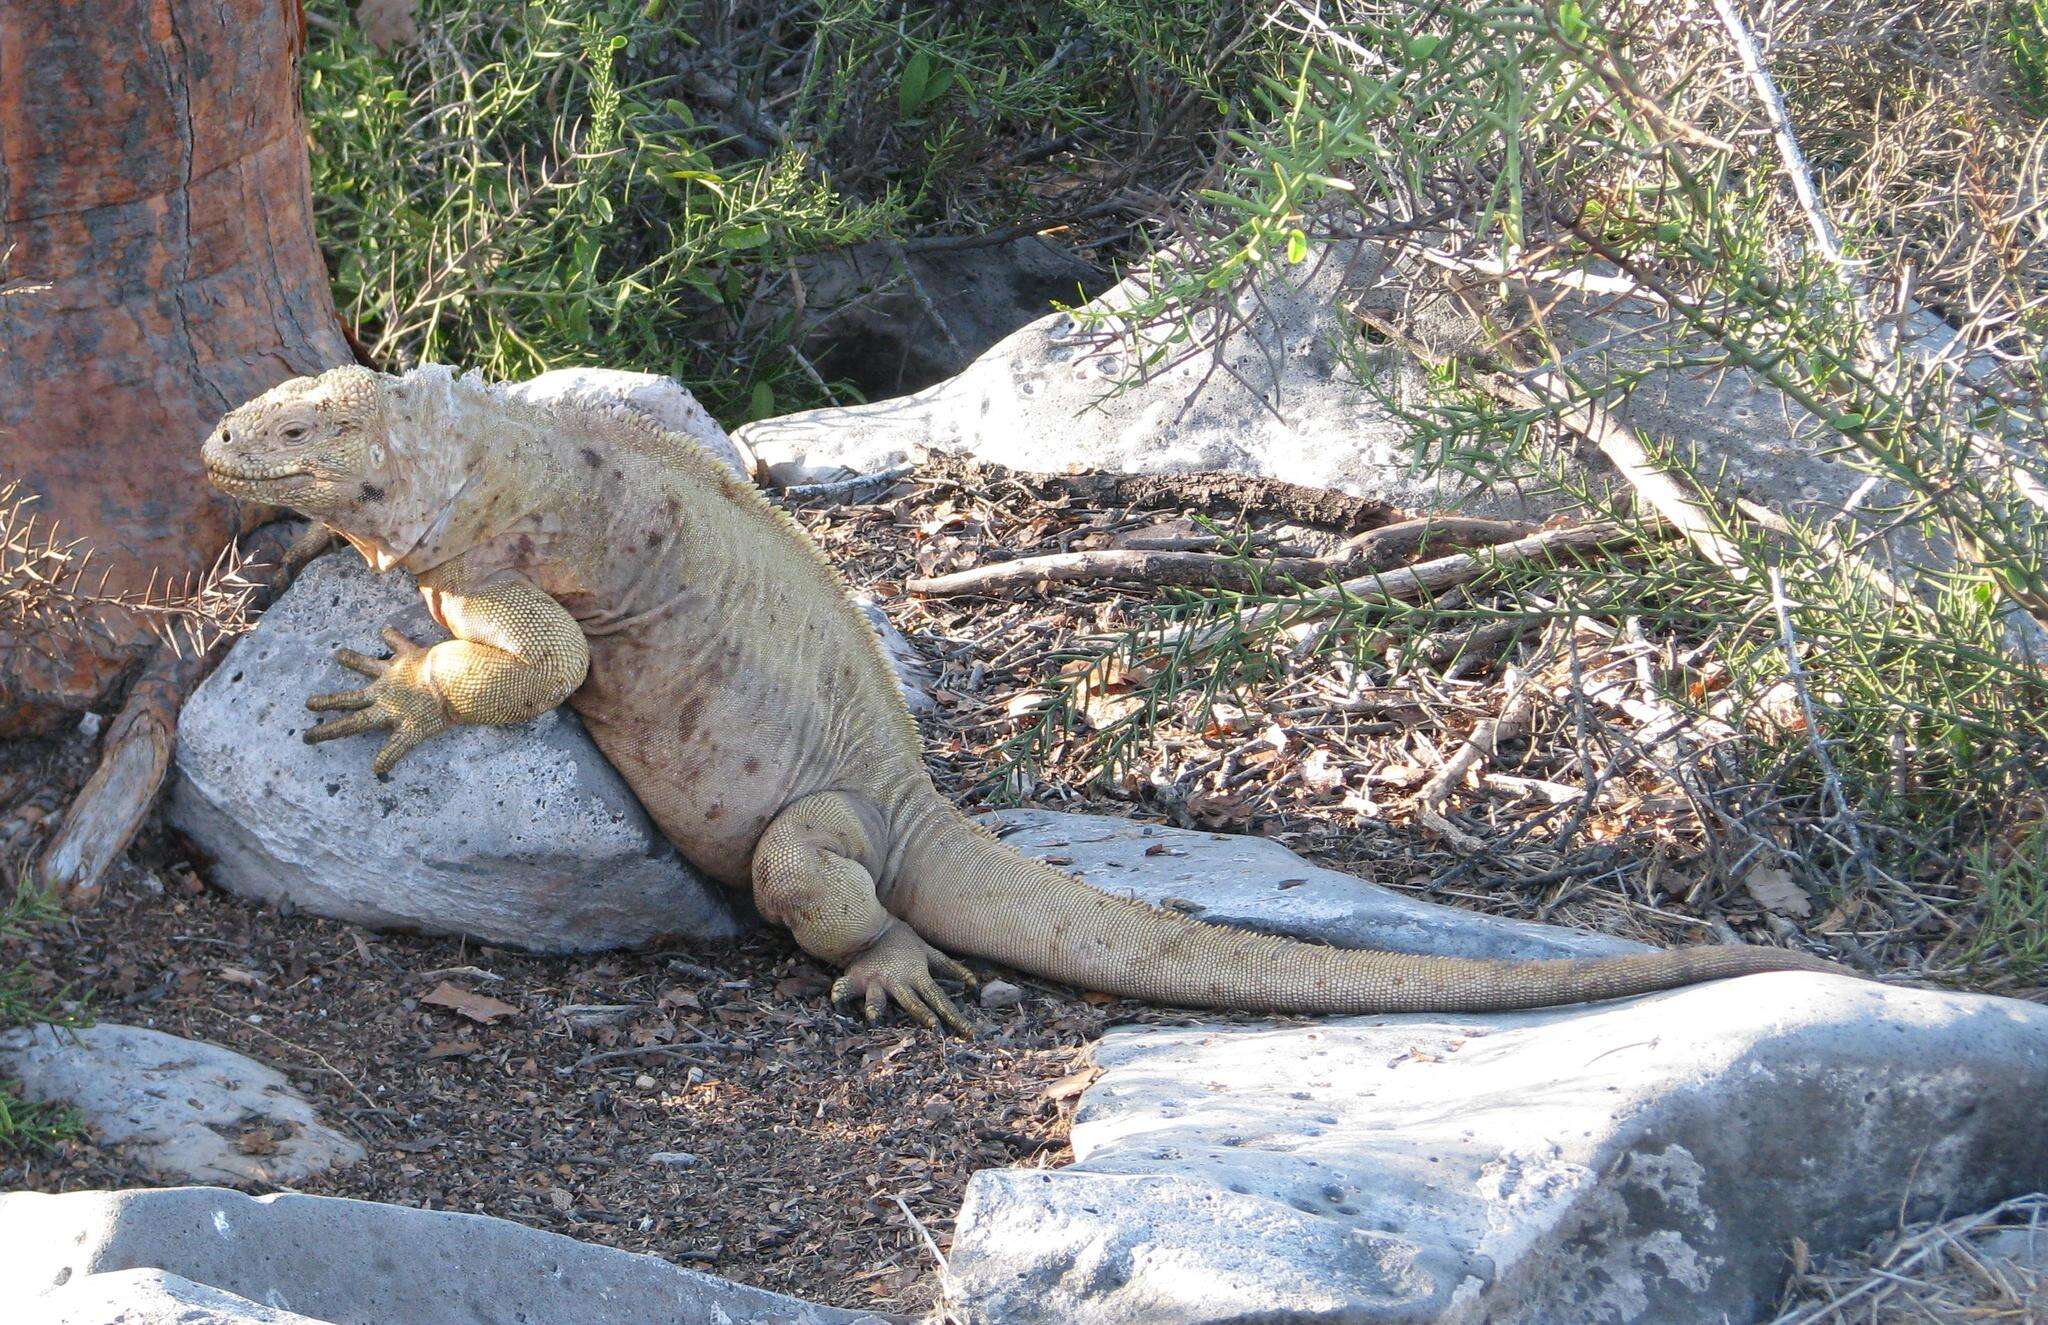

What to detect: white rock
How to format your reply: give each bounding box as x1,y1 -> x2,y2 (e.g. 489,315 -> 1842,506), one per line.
0,1024 -> 362,1185
737,243 -> 2041,655
737,245 -> 1567,517
21,1268 -> 332,1324
978,979 -> 1026,1010
0,1187 -> 885,1325
169,554 -> 746,953
946,974 -> 2048,1325
982,808 -> 1645,960
508,367 -> 756,478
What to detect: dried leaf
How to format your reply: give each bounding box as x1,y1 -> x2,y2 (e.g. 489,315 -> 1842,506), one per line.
1741,863 -> 1813,918
234,1126 -> 279,1156
422,1039 -> 475,1060
421,981 -> 518,1025
355,0 -> 420,53
1062,655 -> 1158,730
1040,1067 -> 1098,1102
1300,747 -> 1346,793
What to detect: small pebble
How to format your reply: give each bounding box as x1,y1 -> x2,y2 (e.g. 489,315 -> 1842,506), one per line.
634,1073 -> 656,1089
650,1151 -> 699,1169
979,979 -> 1025,1010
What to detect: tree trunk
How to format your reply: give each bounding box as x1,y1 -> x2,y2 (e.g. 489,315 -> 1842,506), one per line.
0,0 -> 351,735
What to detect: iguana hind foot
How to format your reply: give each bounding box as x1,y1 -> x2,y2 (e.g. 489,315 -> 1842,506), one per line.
831,922 -> 976,1036
753,791 -> 976,1036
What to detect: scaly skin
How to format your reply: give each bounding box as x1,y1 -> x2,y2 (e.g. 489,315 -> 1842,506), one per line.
202,365 -> 1845,1032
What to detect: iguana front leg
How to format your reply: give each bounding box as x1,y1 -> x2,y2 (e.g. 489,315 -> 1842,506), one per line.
305,574 -> 589,776
753,792 -> 976,1035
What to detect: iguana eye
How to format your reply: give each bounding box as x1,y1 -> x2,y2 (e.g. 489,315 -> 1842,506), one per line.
281,424 -> 308,441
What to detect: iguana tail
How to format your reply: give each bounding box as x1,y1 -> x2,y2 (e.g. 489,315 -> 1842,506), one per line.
895,810 -> 1842,1013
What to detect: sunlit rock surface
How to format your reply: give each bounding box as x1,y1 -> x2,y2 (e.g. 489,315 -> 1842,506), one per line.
947,974 -> 2048,1324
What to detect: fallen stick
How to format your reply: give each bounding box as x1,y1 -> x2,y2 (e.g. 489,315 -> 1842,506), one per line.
908,516 -> 1531,598
1147,520 -> 1645,654
910,548 -> 1343,597
38,519 -> 326,908
776,464 -> 915,505
1415,682 -> 1540,854
1015,466 -> 1399,533
1496,366 -> 1749,574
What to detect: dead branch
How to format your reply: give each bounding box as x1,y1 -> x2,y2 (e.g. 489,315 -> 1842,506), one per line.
1021,468 -> 1400,533
37,520 -> 329,908
1415,679 -> 1541,853
907,516 -> 1532,598
1148,520 -> 1648,654
910,548 -> 1342,597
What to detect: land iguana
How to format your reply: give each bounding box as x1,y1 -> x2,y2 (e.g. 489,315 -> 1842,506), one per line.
201,365 -> 1842,1033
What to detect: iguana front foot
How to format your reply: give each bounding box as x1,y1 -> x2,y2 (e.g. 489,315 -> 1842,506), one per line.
305,626 -> 452,776
830,921 -> 977,1036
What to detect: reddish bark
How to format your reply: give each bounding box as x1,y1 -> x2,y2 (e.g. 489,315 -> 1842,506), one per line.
0,0 -> 350,734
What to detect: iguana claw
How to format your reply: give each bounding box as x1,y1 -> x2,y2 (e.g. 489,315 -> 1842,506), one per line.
305,627 -> 452,777
830,923 -> 977,1037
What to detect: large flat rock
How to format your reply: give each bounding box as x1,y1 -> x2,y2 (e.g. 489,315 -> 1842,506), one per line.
0,1187 -> 889,1325
982,809 -> 1645,960
169,553 -> 746,953
0,1024 -> 362,1186
946,974 -> 2048,1324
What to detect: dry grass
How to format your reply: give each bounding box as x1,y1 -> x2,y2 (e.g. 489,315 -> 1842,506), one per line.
1775,1192 -> 2048,1323
0,481 -> 260,660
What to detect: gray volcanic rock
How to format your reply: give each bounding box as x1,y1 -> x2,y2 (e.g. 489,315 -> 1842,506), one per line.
981,808 -> 1646,960
737,244 -> 1571,518
169,553 -> 747,953
0,1024 -> 362,1186
945,974 -> 2048,1325
21,1268 -> 333,1325
508,366 -> 756,478
0,1187 -> 889,1325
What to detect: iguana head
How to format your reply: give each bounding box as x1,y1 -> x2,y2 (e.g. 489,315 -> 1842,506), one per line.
203,365 -> 475,573
203,366 -> 387,516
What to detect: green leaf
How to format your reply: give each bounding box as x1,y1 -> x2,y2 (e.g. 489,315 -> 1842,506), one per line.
719,223 -> 771,250
1285,228 -> 1309,263
747,381 -> 776,422
1556,0 -> 1588,42
899,50 -> 933,117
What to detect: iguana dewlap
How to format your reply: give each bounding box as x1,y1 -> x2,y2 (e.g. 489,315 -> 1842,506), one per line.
202,365 -> 1841,1032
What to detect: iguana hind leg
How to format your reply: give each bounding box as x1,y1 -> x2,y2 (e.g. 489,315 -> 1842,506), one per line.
752,792 -> 975,1035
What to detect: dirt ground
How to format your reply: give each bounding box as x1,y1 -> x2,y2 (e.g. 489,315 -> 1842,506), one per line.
1,459 -> 2024,1315
4,863 -> 1129,1315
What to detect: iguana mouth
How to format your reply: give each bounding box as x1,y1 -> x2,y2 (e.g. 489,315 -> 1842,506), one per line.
204,459 -> 314,482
